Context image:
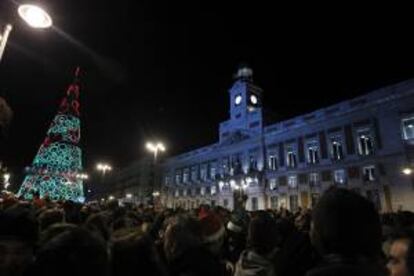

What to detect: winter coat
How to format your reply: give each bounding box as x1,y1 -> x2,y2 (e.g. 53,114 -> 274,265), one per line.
305,254 -> 388,276
234,250 -> 276,276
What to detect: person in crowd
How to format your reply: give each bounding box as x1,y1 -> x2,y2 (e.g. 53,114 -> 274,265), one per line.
0,204 -> 38,276
387,231 -> 414,276
30,226 -> 110,276
307,187 -> 388,276
234,210 -> 279,276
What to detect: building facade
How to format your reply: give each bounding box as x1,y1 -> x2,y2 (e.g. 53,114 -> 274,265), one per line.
161,67 -> 414,211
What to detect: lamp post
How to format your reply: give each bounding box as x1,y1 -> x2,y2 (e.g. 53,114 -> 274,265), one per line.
0,4 -> 52,62
3,173 -> 11,190
96,163 -> 112,199
146,141 -> 166,206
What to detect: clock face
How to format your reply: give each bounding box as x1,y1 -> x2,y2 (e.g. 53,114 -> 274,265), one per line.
250,94 -> 258,105
235,95 -> 242,105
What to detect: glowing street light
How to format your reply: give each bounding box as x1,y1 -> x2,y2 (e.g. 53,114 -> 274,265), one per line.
126,193 -> 132,199
96,163 -> 112,175
403,168 -> 413,175
146,141 -> 166,163
18,5 -> 53,29
0,4 -> 52,62
3,173 -> 11,190
76,173 -> 89,180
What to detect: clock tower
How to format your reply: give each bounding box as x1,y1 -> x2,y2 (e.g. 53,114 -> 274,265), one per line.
219,65 -> 263,143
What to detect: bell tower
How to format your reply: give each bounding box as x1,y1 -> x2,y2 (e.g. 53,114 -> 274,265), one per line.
219,65 -> 263,143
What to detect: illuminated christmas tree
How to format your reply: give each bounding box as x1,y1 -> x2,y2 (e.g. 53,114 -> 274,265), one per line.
18,69 -> 85,202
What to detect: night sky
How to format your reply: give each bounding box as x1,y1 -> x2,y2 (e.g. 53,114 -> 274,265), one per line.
1,1 -> 414,182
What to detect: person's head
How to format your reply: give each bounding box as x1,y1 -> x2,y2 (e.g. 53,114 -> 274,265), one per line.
112,233 -> 166,276
163,214 -> 202,262
311,187 -> 382,259
0,204 -> 38,276
199,211 -> 225,256
38,209 -> 65,232
387,231 -> 414,276
33,227 -> 109,276
247,210 -> 279,256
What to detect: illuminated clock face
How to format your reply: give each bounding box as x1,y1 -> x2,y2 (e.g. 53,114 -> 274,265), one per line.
250,94 -> 258,105
235,95 -> 242,105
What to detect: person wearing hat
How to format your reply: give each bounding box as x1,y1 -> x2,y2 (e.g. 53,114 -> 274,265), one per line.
235,211 -> 278,276
225,209 -> 250,263
199,211 -> 226,256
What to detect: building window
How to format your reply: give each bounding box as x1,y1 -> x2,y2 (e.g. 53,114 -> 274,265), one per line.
402,117 -> 414,140
200,164 -> 208,181
357,129 -> 374,156
223,199 -> 229,208
222,157 -> 230,175
175,189 -> 179,197
289,195 -> 299,212
249,154 -> 258,170
307,143 -> 319,164
175,170 -> 182,184
269,178 -> 277,190
288,175 -> 297,188
209,162 -> 217,180
334,169 -> 347,185
286,150 -> 297,168
251,197 -> 258,211
363,165 -> 376,182
309,172 -> 319,186
191,166 -> 198,181
211,186 -> 217,195
183,168 -> 190,184
164,176 -> 171,186
311,193 -> 320,207
268,155 -> 278,170
271,196 -> 278,209
331,138 -> 344,160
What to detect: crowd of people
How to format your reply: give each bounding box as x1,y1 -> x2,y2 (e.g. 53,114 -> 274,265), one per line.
1,187 -> 414,276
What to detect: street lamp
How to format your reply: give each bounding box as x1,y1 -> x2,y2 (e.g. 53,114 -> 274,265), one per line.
0,4 -> 52,62
146,141 -> 166,206
146,142 -> 166,163
3,173 -> 11,190
96,163 -> 112,175
403,167 -> 413,175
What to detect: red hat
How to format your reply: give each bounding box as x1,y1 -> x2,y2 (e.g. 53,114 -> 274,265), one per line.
199,212 -> 225,243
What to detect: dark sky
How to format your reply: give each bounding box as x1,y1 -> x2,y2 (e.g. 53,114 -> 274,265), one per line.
1,1 -> 414,180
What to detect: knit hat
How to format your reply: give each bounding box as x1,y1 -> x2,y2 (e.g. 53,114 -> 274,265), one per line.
227,209 -> 250,234
199,211 -> 225,243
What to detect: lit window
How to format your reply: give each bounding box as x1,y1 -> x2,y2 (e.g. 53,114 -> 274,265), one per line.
191,166 -> 199,181
307,143 -> 319,164
287,149 -> 297,168
402,117 -> 414,140
309,172 -> 319,186
249,154 -> 257,170
175,170 -> 182,184
363,165 -> 376,182
268,155 -> 278,170
211,186 -> 217,195
251,197 -> 258,210
288,175 -> 297,188
210,164 -> 216,180
164,176 -> 171,185
183,168 -> 190,183
200,164 -> 208,181
331,138 -> 344,160
269,178 -> 277,190
334,169 -> 347,185
357,129 -> 374,156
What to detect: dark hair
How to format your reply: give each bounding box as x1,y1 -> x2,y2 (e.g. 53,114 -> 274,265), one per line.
247,210 -> 279,255
38,209 -> 65,232
0,204 -> 38,244
311,187 -> 382,258
33,227 -> 109,276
